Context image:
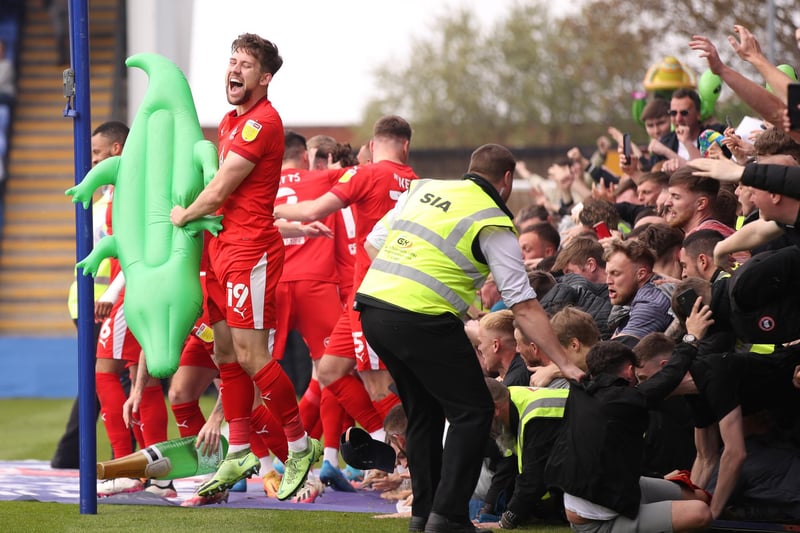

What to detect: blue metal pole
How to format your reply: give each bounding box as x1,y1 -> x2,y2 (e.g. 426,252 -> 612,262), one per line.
67,0 -> 96,515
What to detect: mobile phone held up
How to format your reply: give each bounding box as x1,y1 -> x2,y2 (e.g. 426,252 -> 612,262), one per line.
593,221 -> 612,239
622,133 -> 632,165
789,83 -> 800,131
676,287 -> 700,318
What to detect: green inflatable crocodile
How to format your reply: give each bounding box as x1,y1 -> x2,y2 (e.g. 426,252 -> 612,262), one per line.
67,53 -> 222,378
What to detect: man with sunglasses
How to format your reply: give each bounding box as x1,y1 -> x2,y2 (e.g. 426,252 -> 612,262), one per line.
656,89 -> 725,171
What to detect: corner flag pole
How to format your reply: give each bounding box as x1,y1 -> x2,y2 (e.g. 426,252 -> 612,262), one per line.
66,0 -> 96,515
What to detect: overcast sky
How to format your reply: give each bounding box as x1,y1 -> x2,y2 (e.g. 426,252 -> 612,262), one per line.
188,0 -> 577,127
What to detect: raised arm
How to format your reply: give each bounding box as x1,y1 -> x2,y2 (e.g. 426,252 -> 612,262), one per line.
729,25 -> 794,104
689,34 -> 786,126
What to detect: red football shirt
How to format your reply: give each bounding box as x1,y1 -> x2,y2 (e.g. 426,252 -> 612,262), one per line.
216,96 -> 284,246
276,167 -> 343,282
329,160 -> 418,285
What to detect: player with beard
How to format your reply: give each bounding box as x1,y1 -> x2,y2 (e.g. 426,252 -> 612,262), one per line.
171,33 -> 320,502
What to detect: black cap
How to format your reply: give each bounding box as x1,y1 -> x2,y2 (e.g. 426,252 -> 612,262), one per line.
339,427 -> 396,473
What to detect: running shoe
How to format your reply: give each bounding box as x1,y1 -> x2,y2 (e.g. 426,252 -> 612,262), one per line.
319,459 -> 356,492
144,480 -> 178,498
276,438 -> 322,500
97,478 -> 144,497
197,449 -> 260,497
291,475 -> 324,503
230,478 -> 247,492
344,464 -> 364,482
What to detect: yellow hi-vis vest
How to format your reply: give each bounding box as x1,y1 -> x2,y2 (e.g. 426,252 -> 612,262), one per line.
67,258 -> 111,320
357,179 -> 515,317
509,386 -> 569,474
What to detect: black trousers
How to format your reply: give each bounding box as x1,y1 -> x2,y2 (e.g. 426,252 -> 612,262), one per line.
360,304 -> 493,522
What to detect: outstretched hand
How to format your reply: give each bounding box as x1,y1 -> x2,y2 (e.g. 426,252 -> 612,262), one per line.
689,35 -> 725,74
688,157 -> 745,182
728,25 -> 764,64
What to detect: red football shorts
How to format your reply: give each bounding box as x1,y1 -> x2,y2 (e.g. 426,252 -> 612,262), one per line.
96,298 -> 140,365
206,238 -> 284,330
325,299 -> 385,372
273,279 -> 343,361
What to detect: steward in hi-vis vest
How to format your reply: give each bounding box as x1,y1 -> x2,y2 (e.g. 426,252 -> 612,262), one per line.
354,144 -> 585,532
358,177 -> 515,316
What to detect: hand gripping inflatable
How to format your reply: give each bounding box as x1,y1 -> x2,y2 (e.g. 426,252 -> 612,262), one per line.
66,53 -> 222,377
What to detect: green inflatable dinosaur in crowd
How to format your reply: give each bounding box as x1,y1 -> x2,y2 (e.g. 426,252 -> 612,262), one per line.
67,53 -> 222,378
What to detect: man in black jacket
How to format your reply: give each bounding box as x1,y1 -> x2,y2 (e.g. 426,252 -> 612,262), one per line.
544,299 -> 714,532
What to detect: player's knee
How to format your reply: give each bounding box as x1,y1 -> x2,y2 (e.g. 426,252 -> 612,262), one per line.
679,501 -> 712,530
316,356 -> 350,387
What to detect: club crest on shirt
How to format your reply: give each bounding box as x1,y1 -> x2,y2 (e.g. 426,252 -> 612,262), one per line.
242,120 -> 262,142
337,168 -> 358,184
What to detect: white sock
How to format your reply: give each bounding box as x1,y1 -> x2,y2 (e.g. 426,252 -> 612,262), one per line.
370,428 -> 386,442
259,457 -> 275,474
227,443 -> 250,455
323,447 -> 339,465
287,432 -> 309,453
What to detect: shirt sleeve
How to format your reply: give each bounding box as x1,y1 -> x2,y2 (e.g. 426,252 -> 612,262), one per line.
618,284 -> 672,339
479,227 -> 537,307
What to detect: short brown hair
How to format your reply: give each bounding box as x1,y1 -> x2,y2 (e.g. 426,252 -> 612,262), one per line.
519,221 -> 561,251
604,238 -> 656,270
633,332 -> 675,365
639,170 -> 669,188
231,33 -> 283,74
553,237 -> 606,272
469,143 -> 516,183
753,128 -> 800,162
668,166 -> 720,199
578,198 -> 620,229
640,98 -> 670,121
374,115 -> 412,142
550,306 -> 601,348
636,223 -> 684,260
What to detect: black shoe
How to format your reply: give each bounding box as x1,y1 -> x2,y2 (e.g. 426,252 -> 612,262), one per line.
50,454 -> 79,469
409,516 -> 427,532
423,512 -> 479,533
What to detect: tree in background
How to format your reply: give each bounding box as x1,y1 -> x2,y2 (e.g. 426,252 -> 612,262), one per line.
361,0 -> 799,148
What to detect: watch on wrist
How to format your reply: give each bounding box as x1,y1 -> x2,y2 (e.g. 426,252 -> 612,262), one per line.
682,333 -> 698,347
499,510 -> 519,529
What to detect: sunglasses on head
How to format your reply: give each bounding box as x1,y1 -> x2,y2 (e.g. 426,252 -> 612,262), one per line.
668,109 -> 690,117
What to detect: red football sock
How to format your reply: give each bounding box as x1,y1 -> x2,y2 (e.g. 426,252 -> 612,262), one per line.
96,371 -> 134,459
326,374 -> 383,433
229,417 -> 250,448
320,387 -> 345,451
170,400 -> 207,438
372,392 -> 401,422
218,362 -> 255,446
139,384 -> 168,447
311,416 -> 323,441
250,404 -> 288,462
252,360 -> 304,442
130,420 -> 145,451
299,378 -> 322,440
